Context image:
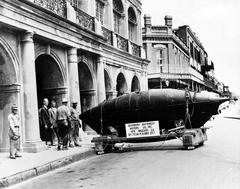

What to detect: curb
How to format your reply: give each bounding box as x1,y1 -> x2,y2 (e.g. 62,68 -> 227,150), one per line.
0,149 -> 95,188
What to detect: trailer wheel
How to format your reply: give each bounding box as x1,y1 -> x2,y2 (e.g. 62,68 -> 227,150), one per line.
96,151 -> 104,155
185,146 -> 195,150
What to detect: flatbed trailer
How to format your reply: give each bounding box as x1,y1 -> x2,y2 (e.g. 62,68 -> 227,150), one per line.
91,127 -> 208,154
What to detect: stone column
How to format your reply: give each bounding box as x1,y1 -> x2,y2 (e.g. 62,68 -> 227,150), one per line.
137,10 -> 142,46
68,48 -> 81,107
97,56 -> 106,103
21,31 -> 47,153
68,48 -> 84,138
108,0 -> 114,31
106,90 -> 117,100
123,3 -> 128,39
191,81 -> 194,91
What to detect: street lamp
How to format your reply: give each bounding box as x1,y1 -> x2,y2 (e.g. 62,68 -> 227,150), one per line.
159,60 -> 163,89
154,44 -> 166,89
165,80 -> 169,87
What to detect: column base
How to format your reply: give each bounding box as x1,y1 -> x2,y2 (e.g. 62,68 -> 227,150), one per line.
0,147 -> 9,153
106,91 -> 117,100
23,141 -> 48,153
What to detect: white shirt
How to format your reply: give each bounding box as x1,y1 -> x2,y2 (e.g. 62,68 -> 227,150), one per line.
8,113 -> 20,134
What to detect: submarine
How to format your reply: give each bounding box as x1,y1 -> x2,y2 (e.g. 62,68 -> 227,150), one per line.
79,89 -> 228,137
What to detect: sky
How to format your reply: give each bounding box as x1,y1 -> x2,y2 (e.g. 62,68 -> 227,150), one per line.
142,0 -> 240,95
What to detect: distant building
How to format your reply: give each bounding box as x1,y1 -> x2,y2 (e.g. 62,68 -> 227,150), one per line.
143,15 -> 218,92
222,86 -> 231,98
0,0 -> 148,152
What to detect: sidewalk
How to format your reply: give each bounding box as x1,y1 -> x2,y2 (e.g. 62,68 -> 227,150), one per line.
0,135 -> 97,188
220,100 -> 240,119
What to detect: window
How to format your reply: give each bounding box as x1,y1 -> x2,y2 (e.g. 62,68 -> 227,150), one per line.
157,50 -> 163,65
113,0 -> 123,13
190,42 -> 194,58
113,0 -> 123,34
128,23 -> 134,41
69,0 -> 79,9
96,0 -> 104,24
128,7 -> 137,41
114,13 -> 121,33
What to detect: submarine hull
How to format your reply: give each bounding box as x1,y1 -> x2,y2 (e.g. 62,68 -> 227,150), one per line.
80,89 -> 228,136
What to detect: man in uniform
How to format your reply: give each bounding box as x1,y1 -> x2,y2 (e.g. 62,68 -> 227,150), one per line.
69,101 -> 81,147
8,104 -> 22,159
56,98 -> 70,150
49,100 -> 57,146
39,98 -> 54,145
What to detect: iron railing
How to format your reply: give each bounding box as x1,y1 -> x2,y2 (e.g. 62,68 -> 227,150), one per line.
34,0 -> 67,18
102,27 -> 113,45
75,8 -> 95,31
131,42 -> 141,57
116,33 -> 128,52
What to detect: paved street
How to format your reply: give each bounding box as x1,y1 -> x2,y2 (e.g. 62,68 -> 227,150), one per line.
9,102 -> 240,189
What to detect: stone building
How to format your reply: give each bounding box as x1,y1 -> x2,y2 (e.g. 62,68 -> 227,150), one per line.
143,15 -> 217,92
0,0 -> 148,152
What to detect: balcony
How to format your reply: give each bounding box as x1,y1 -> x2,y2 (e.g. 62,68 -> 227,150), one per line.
202,62 -> 214,72
33,0 -> 141,57
34,0 -> 67,18
204,77 -> 215,89
75,8 -> 95,32
101,28 -> 141,57
115,33 -> 128,52
102,27 -> 113,45
131,42 -> 141,57
34,0 -> 95,32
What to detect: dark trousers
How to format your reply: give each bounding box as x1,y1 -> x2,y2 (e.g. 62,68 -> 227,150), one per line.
57,120 -> 69,149
45,127 -> 55,145
53,127 -> 59,143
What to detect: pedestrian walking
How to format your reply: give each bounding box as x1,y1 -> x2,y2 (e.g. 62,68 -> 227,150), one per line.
8,104 -> 22,159
69,101 -> 81,147
56,98 -> 71,150
49,100 -> 58,146
39,98 -> 54,146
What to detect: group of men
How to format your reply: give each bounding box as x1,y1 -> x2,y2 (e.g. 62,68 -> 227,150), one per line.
7,97 -> 82,159
39,98 -> 82,150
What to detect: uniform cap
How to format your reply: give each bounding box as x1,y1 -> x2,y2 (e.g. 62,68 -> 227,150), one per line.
72,100 -> 78,104
11,104 -> 18,110
62,98 -> 68,103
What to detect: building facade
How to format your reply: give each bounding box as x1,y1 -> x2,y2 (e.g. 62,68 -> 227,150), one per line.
143,15 -> 218,92
0,0 -> 149,152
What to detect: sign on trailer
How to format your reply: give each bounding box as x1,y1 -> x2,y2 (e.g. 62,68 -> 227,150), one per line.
125,121 -> 160,138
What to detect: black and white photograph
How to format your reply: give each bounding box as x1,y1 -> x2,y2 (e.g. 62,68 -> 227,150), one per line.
0,0 -> 240,188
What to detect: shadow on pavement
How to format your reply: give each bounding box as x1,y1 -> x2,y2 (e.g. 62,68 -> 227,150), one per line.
224,116 -> 240,120
110,144 -> 204,153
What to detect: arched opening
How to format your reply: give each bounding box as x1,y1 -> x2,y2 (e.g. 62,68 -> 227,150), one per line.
95,0 -> 105,25
0,43 -> 19,152
35,54 -> 66,109
113,0 -> 124,35
131,76 -> 140,92
128,7 -> 137,42
78,62 -> 96,112
78,62 -> 96,132
116,73 -> 127,97
104,69 -> 112,100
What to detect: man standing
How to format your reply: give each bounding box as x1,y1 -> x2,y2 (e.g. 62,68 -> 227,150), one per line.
49,100 -> 57,146
69,101 -> 81,147
39,98 -> 53,145
56,98 -> 70,150
8,104 -> 22,159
